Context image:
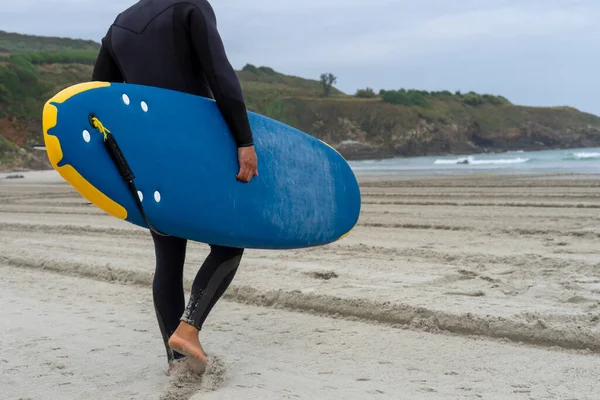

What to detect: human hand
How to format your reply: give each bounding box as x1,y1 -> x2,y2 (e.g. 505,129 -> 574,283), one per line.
236,145 -> 258,183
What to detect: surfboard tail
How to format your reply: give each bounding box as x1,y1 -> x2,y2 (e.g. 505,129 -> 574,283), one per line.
41,81 -> 129,221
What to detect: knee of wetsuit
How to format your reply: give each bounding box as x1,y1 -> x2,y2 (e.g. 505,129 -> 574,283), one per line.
209,245 -> 244,261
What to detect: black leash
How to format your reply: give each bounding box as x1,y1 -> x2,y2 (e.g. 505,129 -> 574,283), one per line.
88,113 -> 169,237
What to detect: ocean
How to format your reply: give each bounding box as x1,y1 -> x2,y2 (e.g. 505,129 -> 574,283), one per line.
348,147 -> 600,175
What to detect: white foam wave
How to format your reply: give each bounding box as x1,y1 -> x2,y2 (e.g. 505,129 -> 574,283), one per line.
433,156 -> 530,165
572,152 -> 600,160
433,158 -> 469,165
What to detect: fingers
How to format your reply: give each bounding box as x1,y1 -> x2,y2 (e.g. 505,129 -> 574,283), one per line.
236,161 -> 257,183
236,169 -> 249,182
236,146 -> 258,183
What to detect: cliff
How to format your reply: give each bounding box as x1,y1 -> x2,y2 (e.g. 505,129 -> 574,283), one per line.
2,30 -> 600,171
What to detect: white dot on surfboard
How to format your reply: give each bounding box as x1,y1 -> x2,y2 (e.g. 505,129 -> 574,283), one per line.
82,130 -> 90,143
137,191 -> 143,202
141,101 -> 148,112
122,94 -> 130,105
154,191 -> 161,202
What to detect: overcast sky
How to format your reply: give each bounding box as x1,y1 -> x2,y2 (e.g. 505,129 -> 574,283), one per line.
4,0 -> 600,116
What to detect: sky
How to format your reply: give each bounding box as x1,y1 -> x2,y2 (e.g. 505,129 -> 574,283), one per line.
3,0 -> 600,116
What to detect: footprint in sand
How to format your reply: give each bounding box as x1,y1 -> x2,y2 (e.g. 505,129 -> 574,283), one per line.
305,271 -> 339,280
159,355 -> 227,400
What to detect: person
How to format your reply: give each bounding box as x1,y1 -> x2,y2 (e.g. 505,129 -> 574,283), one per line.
91,0 -> 258,375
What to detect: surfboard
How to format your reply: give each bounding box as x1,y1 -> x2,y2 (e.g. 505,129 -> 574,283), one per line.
42,82 -> 361,249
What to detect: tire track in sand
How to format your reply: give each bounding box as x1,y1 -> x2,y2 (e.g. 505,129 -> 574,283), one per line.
3,254 -> 600,354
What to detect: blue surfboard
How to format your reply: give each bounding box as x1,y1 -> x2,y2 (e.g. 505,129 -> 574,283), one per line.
42,82 -> 360,249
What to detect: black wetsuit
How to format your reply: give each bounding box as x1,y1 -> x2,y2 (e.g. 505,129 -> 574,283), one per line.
92,0 -> 252,364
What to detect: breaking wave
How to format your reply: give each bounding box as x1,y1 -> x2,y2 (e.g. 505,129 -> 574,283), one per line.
433,156 -> 531,165
566,152 -> 600,161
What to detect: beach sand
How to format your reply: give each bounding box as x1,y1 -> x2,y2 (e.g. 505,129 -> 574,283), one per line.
1,170 -> 600,399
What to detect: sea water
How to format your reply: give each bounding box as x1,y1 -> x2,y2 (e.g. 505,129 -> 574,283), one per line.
348,147 -> 600,176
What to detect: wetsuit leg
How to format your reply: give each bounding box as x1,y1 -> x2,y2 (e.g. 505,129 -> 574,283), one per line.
151,231 -> 187,363
181,245 -> 244,330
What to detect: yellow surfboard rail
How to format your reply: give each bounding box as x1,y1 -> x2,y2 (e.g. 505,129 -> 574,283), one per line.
42,81 -> 128,220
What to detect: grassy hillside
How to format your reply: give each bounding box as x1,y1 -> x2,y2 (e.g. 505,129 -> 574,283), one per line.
2,30 -> 600,171
0,30 -> 99,54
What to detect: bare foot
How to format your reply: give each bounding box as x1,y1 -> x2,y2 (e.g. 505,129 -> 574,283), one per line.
168,322 -> 208,375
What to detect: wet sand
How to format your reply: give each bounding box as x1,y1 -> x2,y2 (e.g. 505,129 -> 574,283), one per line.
1,170 -> 600,399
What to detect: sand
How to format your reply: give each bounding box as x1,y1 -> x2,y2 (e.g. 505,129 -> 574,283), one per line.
1,169 -> 600,399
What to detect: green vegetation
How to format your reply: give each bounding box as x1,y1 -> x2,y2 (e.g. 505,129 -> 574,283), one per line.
0,30 -> 99,53
0,135 -> 20,166
11,51 -> 98,65
378,88 -> 510,108
1,30 -> 600,170
238,63 -> 340,95
0,135 -> 18,152
320,73 -> 337,97
355,87 -> 376,98
0,52 -> 94,118
380,89 -> 430,107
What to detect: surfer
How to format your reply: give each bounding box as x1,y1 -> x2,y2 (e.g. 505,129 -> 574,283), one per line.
92,0 -> 258,375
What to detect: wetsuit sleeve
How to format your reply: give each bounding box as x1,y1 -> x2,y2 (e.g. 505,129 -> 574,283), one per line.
185,1 -> 254,147
92,28 -> 124,83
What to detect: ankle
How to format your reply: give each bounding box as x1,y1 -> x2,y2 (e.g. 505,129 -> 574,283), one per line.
174,321 -> 199,339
